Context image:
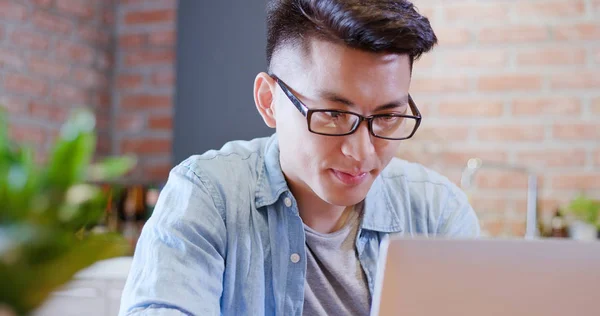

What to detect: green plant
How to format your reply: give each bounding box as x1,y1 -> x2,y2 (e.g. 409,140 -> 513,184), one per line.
0,108 -> 136,315
564,194 -> 600,229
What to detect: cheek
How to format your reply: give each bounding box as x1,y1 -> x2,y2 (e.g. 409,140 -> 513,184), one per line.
374,140 -> 401,165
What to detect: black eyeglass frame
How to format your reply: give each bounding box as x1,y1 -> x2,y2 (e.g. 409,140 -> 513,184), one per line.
270,74 -> 422,140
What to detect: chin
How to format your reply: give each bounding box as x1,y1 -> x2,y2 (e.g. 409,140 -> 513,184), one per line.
316,178 -> 372,207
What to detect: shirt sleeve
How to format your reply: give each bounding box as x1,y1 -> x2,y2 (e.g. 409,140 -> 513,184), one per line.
119,163 -> 227,316
436,185 -> 481,238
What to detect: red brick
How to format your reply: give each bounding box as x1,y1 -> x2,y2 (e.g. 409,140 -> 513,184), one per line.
29,57 -> 70,79
120,94 -> 172,110
55,0 -> 94,19
593,97 -> 600,115
412,125 -> 470,142
413,53 -> 434,70
148,115 -> 172,130
555,23 -> 600,40
51,84 -> 88,104
117,114 -> 146,132
553,123 -> 600,140
444,3 -> 509,22
96,52 -> 113,71
509,221 -> 527,237
117,74 -> 143,89
142,161 -> 173,182
442,50 -> 508,68
119,34 -> 146,49
481,220 -> 506,237
56,40 -> 95,65
595,150 -> 600,166
0,24 -> 3,40
515,1 -> 585,18
411,76 -> 470,93
552,174 -> 600,190
103,10 -> 115,25
29,101 -> 69,123
440,150 -> 508,167
11,30 -> 49,50
516,47 -> 586,66
0,48 -> 24,69
477,75 -> 542,92
78,26 -> 110,46
438,99 -> 504,117
124,50 -> 175,66
475,169 -> 531,190
594,0 -> 600,11
151,69 -> 174,86
71,67 -> 107,88
148,30 -> 176,46
9,124 -> 46,146
124,9 -> 175,24
32,10 -> 73,34
0,1 -> 28,20
32,0 -> 53,7
95,111 -> 110,130
550,72 -> 600,89
516,149 -> 587,168
479,26 -> 549,43
512,97 -> 581,116
470,197 -> 509,215
3,74 -> 48,96
476,125 -> 545,142
0,96 -> 28,114
120,137 -> 171,155
92,92 -> 111,109
435,27 -> 472,45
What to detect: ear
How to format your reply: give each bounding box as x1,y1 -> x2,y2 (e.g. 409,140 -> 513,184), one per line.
254,72 -> 277,128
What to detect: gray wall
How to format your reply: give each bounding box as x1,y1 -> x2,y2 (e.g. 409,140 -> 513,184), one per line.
174,1 -> 273,164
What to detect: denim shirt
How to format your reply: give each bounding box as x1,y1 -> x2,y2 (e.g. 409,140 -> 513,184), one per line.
119,134 -> 480,316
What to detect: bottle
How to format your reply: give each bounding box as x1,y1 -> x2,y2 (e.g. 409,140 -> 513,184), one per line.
550,209 -> 568,238
120,185 -> 146,253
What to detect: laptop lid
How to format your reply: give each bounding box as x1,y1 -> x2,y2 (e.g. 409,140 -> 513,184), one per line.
371,237 -> 600,316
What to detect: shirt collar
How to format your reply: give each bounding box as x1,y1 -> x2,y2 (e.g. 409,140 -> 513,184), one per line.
254,133 -> 403,234
254,134 -> 290,208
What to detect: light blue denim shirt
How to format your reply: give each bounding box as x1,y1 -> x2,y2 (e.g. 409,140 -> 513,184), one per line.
119,133 -> 479,316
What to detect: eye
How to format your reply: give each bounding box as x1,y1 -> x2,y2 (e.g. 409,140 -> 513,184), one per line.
326,111 -> 346,119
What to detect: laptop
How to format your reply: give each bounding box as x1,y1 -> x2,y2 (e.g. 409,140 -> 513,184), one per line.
370,237 -> 600,316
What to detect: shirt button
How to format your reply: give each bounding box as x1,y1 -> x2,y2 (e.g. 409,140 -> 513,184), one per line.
284,197 -> 292,207
290,253 -> 300,263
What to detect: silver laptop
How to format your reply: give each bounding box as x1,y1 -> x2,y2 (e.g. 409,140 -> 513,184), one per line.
370,237 -> 600,316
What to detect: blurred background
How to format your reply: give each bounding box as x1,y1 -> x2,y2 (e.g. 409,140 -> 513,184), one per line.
0,0 -> 598,313
1,0 -> 599,237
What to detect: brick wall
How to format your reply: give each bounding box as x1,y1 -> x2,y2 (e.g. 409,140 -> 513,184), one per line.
113,0 -> 177,183
0,0 -> 115,158
407,0 -> 600,237
0,0 -> 177,183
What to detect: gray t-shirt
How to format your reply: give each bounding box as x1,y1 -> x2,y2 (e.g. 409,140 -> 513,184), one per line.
302,203 -> 370,316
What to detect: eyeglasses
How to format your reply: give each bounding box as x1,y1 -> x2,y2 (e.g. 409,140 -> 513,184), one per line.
271,75 -> 422,140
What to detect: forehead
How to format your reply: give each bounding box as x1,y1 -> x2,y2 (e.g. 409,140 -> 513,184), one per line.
274,38 -> 412,108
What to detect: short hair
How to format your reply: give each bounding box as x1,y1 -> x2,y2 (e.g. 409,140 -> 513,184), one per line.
266,0 -> 438,70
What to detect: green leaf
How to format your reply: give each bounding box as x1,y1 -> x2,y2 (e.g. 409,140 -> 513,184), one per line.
87,156 -> 137,182
45,110 -> 97,192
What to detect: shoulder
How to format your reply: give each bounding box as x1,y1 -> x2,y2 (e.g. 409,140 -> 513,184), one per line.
380,158 -> 477,235
177,137 -> 269,187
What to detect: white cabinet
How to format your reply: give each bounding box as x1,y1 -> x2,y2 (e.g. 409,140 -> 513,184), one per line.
34,257 -> 133,316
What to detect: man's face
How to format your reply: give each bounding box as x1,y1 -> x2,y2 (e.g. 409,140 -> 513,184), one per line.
268,38 -> 412,207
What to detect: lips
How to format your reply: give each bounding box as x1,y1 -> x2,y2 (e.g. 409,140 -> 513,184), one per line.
331,169 -> 368,186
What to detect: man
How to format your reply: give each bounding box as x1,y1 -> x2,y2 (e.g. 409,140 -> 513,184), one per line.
119,0 -> 480,315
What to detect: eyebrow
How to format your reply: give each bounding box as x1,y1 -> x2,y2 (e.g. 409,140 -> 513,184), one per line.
317,90 -> 409,112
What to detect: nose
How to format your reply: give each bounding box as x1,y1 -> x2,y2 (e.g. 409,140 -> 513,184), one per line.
340,120 -> 376,162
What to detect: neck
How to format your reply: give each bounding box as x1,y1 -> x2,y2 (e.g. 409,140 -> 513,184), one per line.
285,178 -> 352,234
